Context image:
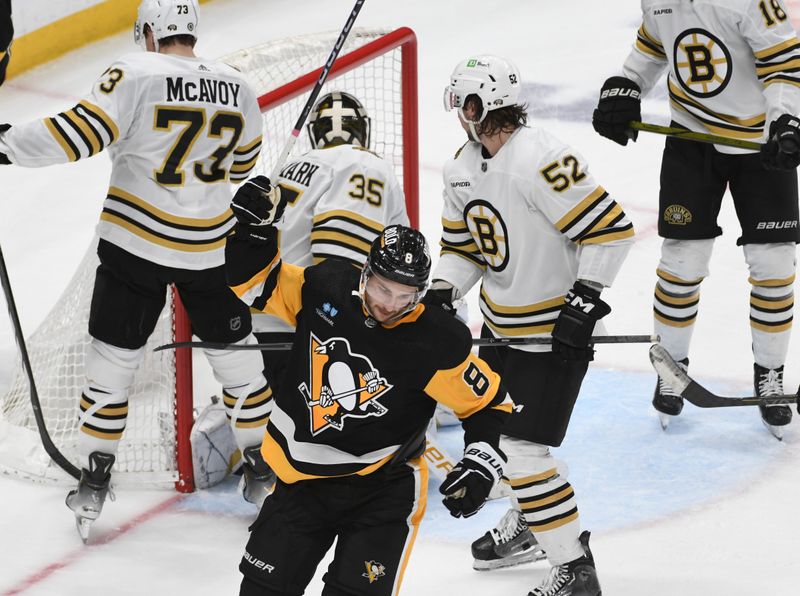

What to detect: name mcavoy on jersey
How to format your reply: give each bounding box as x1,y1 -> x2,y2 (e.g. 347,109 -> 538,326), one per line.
166,76 -> 241,106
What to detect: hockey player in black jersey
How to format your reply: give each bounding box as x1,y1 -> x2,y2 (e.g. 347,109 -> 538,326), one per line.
0,0 -> 11,87
226,176 -> 513,596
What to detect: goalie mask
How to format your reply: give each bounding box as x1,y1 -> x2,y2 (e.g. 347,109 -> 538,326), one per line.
443,55 -> 521,125
134,0 -> 199,51
307,91 -> 371,149
359,225 -> 431,324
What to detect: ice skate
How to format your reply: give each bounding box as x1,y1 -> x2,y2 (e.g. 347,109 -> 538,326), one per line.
528,531 -> 601,596
240,445 -> 276,507
471,508 -> 546,571
755,364 -> 792,440
65,451 -> 115,543
652,357 -> 688,430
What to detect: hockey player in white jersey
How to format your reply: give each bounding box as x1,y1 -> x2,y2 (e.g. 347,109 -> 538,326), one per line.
0,0 -> 275,539
426,55 -> 634,596
251,91 -> 409,394
593,0 -> 800,438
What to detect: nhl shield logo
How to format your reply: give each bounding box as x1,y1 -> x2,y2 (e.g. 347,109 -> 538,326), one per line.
298,333 -> 392,435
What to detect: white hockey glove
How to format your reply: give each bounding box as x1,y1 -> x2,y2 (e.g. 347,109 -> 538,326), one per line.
439,441 -> 505,518
231,175 -> 285,226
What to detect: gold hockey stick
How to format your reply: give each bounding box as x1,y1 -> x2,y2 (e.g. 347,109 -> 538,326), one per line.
629,121 -> 762,151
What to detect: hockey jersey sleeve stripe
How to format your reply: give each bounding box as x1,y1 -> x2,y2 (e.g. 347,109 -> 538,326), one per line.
44,118 -> 79,162
636,23 -> 666,58
60,111 -> 98,157
754,38 -> 800,61
555,186 -> 607,234
755,56 -> 800,78
480,288 -> 564,316
571,202 -> 625,243
312,210 -> 385,234
440,245 -> 487,268
234,135 -> 263,156
579,225 -> 635,245
763,75 -> 800,89
482,316 -> 556,336
71,109 -> 106,155
108,187 -> 235,228
230,153 -> 259,174
78,100 -> 119,143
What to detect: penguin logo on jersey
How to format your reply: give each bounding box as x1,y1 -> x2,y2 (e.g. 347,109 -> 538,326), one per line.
362,560 -> 386,584
673,28 -> 732,98
298,333 -> 392,434
464,199 -> 510,272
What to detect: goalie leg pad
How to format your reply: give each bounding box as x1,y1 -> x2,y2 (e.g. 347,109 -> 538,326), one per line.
744,242 -> 795,369
191,400 -> 239,489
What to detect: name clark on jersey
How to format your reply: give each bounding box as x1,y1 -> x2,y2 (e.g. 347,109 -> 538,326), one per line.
166,76 -> 241,106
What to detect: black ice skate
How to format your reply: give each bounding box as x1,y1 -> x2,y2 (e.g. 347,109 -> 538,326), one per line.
652,357 -> 688,430
240,445 -> 276,507
472,508 -> 546,570
528,531 -> 601,596
65,451 -> 115,543
755,364 -> 792,440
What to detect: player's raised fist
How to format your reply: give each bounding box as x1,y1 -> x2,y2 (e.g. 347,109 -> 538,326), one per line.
231,175 -> 285,226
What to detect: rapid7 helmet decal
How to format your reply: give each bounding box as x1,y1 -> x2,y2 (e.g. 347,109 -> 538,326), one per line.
298,333 -> 392,435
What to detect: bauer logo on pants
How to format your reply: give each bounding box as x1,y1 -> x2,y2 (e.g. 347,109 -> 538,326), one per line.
298,333 -> 392,435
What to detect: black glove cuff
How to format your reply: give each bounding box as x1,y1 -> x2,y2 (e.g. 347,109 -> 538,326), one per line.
234,222 -> 277,244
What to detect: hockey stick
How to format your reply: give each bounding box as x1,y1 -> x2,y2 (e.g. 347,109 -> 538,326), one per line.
630,121 -> 762,151
155,334 -> 658,352
649,344 -> 799,409
0,244 -> 81,479
269,0 -> 366,180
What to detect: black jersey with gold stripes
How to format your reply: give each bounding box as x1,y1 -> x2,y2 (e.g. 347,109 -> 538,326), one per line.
433,126 -> 634,352
0,51 -> 263,269
226,226 -> 512,483
623,0 -> 800,153
253,144 -> 409,334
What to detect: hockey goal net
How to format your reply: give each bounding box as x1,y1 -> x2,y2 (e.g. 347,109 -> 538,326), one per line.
0,27 -> 418,491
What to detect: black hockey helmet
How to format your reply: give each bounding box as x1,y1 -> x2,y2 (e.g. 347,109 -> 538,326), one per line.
307,91 -> 371,149
366,225 -> 431,290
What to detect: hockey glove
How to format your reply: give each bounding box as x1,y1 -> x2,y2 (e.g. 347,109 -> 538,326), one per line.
0,123 -> 10,165
231,175 -> 285,226
760,114 -> 800,171
439,442 -> 505,519
592,76 -> 642,146
422,280 -> 457,316
551,281 -> 611,361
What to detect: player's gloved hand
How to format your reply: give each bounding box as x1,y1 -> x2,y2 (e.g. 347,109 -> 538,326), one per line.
760,114 -> 800,170
439,442 -> 505,519
592,76 -> 642,146
551,281 -> 611,361
231,175 -> 285,226
0,123 -> 10,165
422,280 -> 457,316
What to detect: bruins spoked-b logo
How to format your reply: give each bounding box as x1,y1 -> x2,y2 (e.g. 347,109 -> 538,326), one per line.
464,199 -> 510,271
673,28 -> 732,98
298,333 -> 392,435
664,204 -> 693,225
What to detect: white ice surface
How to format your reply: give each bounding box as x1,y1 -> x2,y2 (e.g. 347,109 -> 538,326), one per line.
1,1 -> 799,594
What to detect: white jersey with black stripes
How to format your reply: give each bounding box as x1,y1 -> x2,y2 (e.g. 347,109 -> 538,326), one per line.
623,0 -> 800,153
252,143 -> 409,334
0,51 -> 263,269
432,126 -> 634,351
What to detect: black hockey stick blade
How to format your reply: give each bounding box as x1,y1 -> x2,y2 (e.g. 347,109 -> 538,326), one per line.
155,334 -> 657,353
0,244 -> 81,479
649,344 -> 798,408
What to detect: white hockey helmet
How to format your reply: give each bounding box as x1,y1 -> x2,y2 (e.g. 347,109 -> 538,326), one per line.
134,0 -> 199,50
443,55 -> 521,123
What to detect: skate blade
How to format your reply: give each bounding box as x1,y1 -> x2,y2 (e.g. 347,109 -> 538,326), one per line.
762,419 -> 784,441
472,547 -> 547,571
75,515 -> 94,544
658,412 -> 673,430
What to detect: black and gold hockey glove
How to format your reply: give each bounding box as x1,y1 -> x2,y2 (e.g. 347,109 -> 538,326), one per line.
592,76 -> 642,146
551,281 -> 611,361
439,442 -> 505,519
231,175 -> 285,227
761,114 -> 800,171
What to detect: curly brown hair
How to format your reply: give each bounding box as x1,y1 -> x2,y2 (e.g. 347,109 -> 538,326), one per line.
465,95 -> 528,137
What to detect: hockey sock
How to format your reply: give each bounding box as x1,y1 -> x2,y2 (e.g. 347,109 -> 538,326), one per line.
653,269 -> 703,362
